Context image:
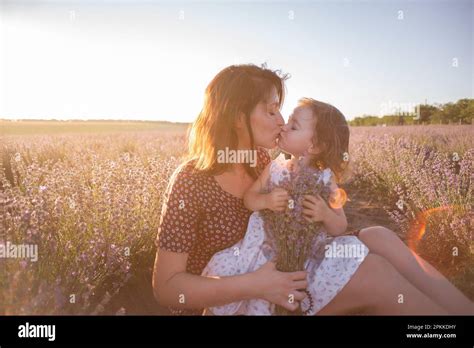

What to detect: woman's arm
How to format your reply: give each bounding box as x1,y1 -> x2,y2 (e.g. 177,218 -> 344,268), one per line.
152,248 -> 309,311
244,163 -> 289,212
153,249 -> 258,309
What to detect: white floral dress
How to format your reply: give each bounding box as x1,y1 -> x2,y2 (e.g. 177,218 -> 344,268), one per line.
201,154 -> 369,315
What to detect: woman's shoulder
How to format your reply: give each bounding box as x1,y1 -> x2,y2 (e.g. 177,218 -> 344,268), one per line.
172,149 -> 271,181
256,147 -> 271,163
255,147 -> 271,175
167,159 -> 209,191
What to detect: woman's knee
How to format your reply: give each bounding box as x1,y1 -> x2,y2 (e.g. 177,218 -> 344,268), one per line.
318,254 -> 400,314
355,253 -> 404,306
358,226 -> 400,250
360,253 -> 397,281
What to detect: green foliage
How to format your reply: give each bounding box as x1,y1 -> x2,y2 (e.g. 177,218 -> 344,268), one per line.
349,99 -> 473,126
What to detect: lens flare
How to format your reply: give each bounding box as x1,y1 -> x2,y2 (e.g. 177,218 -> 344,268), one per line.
407,206 -> 454,252
329,188 -> 348,209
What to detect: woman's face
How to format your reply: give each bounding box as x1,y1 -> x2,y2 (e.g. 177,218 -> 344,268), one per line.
249,86 -> 285,149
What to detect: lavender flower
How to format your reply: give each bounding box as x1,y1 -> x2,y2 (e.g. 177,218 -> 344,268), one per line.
260,157 -> 332,315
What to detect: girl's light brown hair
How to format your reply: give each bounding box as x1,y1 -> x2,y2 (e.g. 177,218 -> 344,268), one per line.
299,98 -> 350,183
187,64 -> 289,179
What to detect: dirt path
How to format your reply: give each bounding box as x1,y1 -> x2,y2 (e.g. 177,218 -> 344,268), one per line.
342,183 -> 400,235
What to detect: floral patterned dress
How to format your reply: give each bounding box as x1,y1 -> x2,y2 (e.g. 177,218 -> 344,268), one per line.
201,153 -> 369,315
155,148 -> 271,315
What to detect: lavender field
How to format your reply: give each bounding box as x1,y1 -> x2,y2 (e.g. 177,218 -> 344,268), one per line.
348,126 -> 473,301
1,123 -> 473,314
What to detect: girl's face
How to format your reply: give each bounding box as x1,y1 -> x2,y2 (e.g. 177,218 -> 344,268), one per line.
248,86 -> 285,149
278,105 -> 318,157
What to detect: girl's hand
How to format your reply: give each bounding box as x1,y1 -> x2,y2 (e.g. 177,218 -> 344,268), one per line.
251,261 -> 308,312
265,188 -> 290,212
302,194 -> 330,223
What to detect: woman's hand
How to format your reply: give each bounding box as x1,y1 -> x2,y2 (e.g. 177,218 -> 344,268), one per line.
265,188 -> 290,212
251,261 -> 308,312
302,194 -> 330,223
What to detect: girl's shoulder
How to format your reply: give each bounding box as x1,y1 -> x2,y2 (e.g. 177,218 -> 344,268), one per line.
319,167 -> 333,185
306,166 -> 333,187
271,152 -> 290,167
268,153 -> 292,185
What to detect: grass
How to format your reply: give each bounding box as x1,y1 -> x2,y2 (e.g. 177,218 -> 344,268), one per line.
0,119 -> 189,135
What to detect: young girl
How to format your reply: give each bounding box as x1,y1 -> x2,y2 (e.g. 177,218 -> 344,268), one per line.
201,98 -> 369,315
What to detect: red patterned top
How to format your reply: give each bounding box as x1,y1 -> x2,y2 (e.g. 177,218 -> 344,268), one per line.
155,148 -> 272,315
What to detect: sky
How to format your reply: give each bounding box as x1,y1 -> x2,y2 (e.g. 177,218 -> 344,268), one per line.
0,0 -> 472,122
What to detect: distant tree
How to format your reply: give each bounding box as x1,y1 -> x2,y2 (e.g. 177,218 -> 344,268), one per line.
349,98 -> 473,126
457,99 -> 474,124
418,104 -> 438,124
431,109 -> 445,124
398,115 -> 405,125
444,102 -> 462,123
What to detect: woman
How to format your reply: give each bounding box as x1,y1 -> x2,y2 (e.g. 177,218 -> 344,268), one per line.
152,64 -> 473,315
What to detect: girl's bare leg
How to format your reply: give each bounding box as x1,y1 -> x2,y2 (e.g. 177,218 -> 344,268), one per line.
358,226 -> 474,315
316,253 -> 448,315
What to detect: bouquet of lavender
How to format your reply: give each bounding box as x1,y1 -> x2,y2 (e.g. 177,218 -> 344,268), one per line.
260,157 -> 332,315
